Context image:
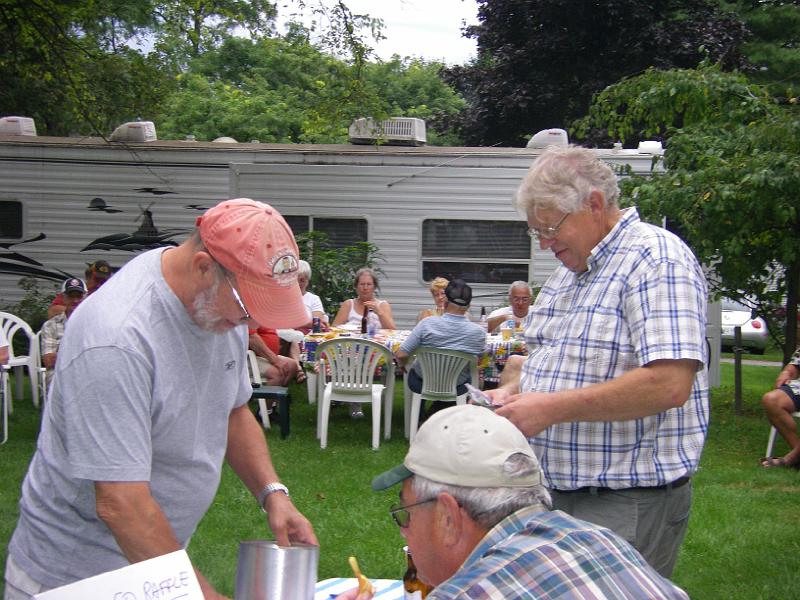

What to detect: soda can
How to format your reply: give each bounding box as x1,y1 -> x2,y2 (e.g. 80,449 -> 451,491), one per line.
312,317 -> 321,333
304,340 -> 318,362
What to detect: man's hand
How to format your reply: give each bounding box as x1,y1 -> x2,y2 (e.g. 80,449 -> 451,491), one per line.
776,364 -> 799,388
264,491 -> 318,547
272,354 -> 300,381
494,391 -> 555,437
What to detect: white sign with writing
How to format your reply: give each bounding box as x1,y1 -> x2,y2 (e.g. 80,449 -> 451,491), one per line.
33,550 -> 202,600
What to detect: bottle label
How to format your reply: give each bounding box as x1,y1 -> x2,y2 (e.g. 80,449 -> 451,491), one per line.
404,592 -> 424,600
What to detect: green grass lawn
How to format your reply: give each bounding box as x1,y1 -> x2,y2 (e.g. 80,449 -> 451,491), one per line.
2,364 -> 800,599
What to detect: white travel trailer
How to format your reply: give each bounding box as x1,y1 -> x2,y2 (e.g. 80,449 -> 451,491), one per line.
0,130 -> 664,330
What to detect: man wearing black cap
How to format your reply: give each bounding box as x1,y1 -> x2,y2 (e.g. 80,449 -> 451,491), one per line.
40,278 -> 87,389
47,260 -> 113,319
396,279 -> 485,420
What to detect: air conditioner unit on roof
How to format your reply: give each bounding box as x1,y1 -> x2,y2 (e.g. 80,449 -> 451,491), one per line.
526,128 -> 568,148
0,116 -> 37,136
349,117 -> 426,146
109,121 -> 157,142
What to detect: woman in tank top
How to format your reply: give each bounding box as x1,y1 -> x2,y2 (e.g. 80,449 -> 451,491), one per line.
333,267 -> 396,330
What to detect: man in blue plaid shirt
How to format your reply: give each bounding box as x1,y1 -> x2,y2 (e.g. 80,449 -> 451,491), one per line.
367,404 -> 688,600
489,145 -> 709,577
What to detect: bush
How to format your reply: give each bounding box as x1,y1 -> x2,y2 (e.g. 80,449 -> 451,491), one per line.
295,231 -> 384,317
2,277 -> 55,330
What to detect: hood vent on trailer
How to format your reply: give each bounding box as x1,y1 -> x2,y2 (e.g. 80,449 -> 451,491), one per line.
349,117 -> 426,146
0,116 -> 37,136
526,128 -> 568,148
109,121 -> 157,142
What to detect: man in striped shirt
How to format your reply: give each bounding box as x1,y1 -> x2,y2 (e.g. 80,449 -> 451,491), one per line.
489,145 -> 709,577
370,405 -> 689,599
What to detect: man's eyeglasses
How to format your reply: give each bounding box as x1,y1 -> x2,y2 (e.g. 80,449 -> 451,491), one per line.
527,212 -> 571,241
389,498 -> 436,528
224,274 -> 251,323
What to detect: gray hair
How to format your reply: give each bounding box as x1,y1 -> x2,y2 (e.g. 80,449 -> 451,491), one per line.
298,260 -> 312,279
508,281 -> 531,296
410,453 -> 552,530
515,145 -> 619,217
190,231 -> 233,282
354,267 -> 379,289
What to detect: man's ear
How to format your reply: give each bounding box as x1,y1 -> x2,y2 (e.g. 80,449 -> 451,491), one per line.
435,493 -> 464,547
192,250 -> 217,282
586,189 -> 606,214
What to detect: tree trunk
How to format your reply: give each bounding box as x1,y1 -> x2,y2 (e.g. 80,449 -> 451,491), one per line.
784,257 -> 799,364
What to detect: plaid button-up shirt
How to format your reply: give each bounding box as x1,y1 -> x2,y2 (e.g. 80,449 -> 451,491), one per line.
429,505 -> 689,599
521,208 -> 709,490
41,313 -> 66,357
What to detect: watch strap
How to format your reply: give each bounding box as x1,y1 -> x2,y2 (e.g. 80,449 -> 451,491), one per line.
258,482 -> 290,513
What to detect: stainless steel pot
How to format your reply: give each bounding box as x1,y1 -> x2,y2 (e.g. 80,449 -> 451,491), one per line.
234,540 -> 319,600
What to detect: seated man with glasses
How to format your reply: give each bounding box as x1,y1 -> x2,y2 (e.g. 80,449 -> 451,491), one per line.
485,280 -> 534,333
365,404 -> 688,600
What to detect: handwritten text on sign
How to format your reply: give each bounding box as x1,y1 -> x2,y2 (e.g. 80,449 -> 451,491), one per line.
33,550 -> 203,600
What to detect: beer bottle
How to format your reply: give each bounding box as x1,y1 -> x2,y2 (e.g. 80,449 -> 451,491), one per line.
361,305 -> 369,334
403,546 -> 432,599
479,306 -> 488,333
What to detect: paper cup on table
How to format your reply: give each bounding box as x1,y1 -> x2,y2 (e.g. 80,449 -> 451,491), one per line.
235,540 -> 318,600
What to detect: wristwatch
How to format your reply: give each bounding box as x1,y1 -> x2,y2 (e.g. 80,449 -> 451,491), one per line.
258,482 -> 290,513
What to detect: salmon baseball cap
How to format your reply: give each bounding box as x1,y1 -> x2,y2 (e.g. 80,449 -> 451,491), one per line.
196,198 -> 307,328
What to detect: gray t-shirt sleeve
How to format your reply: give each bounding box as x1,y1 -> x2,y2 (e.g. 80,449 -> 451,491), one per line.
55,346 -> 154,482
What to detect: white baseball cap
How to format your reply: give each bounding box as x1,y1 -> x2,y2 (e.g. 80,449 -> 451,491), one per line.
372,404 -> 541,490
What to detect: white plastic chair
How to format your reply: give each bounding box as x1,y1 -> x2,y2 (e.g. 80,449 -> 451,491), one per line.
1,365 -> 10,444
316,338 -> 395,450
0,312 -> 42,409
405,347 -> 478,442
765,412 -> 800,457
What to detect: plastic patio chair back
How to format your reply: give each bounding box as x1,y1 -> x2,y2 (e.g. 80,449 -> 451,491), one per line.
406,347 -> 477,441
0,311 -> 42,409
316,338 -> 394,449
415,347 -> 477,401
318,338 -> 390,395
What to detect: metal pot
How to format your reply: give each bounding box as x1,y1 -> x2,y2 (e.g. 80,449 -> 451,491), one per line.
234,540 -> 319,600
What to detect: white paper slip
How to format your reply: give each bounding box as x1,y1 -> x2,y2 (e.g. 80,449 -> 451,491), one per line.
33,549 -> 202,600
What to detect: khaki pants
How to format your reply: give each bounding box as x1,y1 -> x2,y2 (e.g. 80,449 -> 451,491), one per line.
551,480 -> 692,578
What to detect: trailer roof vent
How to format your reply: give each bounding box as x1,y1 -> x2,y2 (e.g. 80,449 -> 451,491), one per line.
212,136 -> 238,143
637,140 -> 664,155
109,121 -> 157,142
0,116 -> 37,136
526,128 -> 568,148
349,117 -> 426,146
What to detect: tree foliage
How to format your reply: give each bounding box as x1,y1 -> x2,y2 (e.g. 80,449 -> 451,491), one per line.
151,0 -> 277,68
727,0 -> 800,96
579,62 -> 800,359
442,0 -> 750,146
159,36 -> 466,144
0,0 -> 172,135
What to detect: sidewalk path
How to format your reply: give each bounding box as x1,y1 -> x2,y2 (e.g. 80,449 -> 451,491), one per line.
720,358 -> 781,367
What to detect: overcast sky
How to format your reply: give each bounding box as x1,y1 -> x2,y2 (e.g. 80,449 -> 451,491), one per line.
278,0 -> 480,65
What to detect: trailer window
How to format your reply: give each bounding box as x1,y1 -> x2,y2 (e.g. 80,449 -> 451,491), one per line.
284,216 -> 368,249
0,201 -> 23,239
421,219 -> 530,285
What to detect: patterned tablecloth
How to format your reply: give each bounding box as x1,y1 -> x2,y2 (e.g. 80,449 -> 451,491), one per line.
481,333 -> 528,383
301,328 -> 528,386
314,578 -> 403,599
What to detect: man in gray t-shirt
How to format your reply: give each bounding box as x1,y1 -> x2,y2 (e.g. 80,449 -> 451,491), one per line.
6,199 -> 316,600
